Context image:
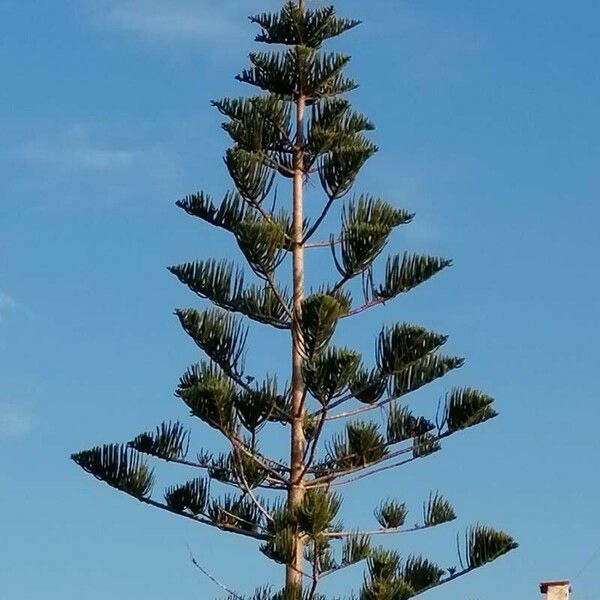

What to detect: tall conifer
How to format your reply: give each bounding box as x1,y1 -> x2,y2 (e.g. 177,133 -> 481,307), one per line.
73,2 -> 517,598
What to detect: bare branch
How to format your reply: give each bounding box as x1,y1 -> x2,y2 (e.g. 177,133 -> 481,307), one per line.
325,524 -> 426,538
300,408 -> 328,479
230,436 -> 290,487
263,269 -> 294,320
307,433 -> 448,488
342,298 -> 386,317
189,546 -> 246,600
302,196 -> 336,244
145,453 -> 284,490
332,455 -> 420,487
324,394 -> 396,422
308,540 -> 321,600
232,447 -> 275,523
305,238 -> 339,249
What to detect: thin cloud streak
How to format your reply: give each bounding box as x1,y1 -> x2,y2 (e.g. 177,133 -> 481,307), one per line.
0,292 -> 33,320
94,0 -> 246,44
16,139 -> 135,172
0,292 -> 18,313
0,402 -> 34,437
11,124 -> 182,182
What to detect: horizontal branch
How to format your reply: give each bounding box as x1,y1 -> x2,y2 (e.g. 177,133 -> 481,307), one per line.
307,433 -> 449,488
135,453 -> 281,489
139,496 -> 270,541
304,238 -> 338,249
325,524 -> 426,538
331,455 -> 418,487
412,567 -> 473,598
323,394 -> 395,422
312,349 -> 455,420
342,297 -> 385,317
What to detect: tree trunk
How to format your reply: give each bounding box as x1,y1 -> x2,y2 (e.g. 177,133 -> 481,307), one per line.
287,0 -> 307,591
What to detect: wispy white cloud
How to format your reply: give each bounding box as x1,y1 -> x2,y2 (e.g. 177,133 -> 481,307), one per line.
0,292 -> 18,314
91,0 -> 247,45
0,291 -> 32,320
0,402 -> 34,437
12,123 -> 182,183
14,125 -> 135,173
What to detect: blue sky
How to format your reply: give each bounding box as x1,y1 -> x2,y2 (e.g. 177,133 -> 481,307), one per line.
1,1 -> 599,599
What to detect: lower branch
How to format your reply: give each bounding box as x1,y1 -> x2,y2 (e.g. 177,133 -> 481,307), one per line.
139,496 -> 270,541
189,547 -> 245,600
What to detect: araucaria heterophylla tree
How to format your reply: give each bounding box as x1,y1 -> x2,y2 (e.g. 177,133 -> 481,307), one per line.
73,2 -> 517,598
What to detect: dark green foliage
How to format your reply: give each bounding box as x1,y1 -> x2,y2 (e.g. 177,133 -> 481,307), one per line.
306,538 -> 336,573
129,421 -> 190,461
209,448 -> 269,489
229,587 -> 273,600
177,191 -> 249,233
261,504 -> 296,564
302,413 -> 318,441
360,548 -> 413,600
225,148 -> 276,204
170,259 -> 244,313
300,293 -> 350,357
376,324 -> 447,377
304,347 -> 361,405
235,216 -> 288,276
445,388 -> 498,432
375,499 -> 408,529
333,196 -> 412,279
350,367 -> 387,404
319,142 -> 377,201
209,494 -> 264,533
169,259 -> 291,329
237,48 -> 356,103
176,308 -> 247,378
465,526 -> 519,569
423,493 -> 456,527
368,548 -> 401,582
71,444 -> 153,498
341,534 -> 371,567
251,2 -> 360,48
322,421 -> 387,471
236,376 -> 283,434
165,478 -> 209,515
214,95 -> 292,154
176,362 -> 237,432
402,556 -> 444,593
386,404 -> 434,445
412,433 -> 441,459
306,99 -> 374,169
269,586 -> 329,600
296,489 -> 341,535
390,354 -> 465,398
372,253 -> 452,301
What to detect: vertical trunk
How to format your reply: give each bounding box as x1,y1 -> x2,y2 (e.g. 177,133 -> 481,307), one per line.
288,95 -> 306,593
287,0 -> 307,593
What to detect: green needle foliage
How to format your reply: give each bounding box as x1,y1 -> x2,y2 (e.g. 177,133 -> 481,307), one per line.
73,2 -> 517,599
